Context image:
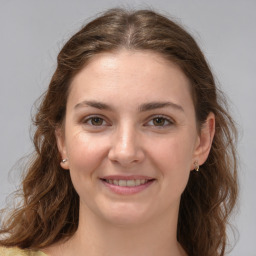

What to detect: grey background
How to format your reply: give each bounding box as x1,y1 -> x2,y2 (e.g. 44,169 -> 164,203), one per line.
0,0 -> 255,255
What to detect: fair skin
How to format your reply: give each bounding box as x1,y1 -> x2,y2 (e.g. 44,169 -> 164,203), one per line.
43,50 -> 215,256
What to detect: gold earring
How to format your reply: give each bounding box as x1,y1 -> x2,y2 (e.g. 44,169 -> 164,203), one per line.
194,161 -> 199,172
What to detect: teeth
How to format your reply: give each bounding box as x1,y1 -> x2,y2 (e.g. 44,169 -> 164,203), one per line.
135,179 -> 141,186
118,180 -> 127,186
105,179 -> 150,187
127,180 -> 135,187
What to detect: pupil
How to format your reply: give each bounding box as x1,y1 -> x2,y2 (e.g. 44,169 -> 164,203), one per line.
92,118 -> 103,126
154,118 -> 164,126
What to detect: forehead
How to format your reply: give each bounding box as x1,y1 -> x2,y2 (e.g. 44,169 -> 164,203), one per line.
74,50 -> 187,82
67,50 -> 193,110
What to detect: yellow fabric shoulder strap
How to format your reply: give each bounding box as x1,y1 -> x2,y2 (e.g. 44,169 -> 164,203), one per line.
0,246 -> 47,256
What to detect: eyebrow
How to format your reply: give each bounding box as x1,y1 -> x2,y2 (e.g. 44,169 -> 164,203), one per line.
138,102 -> 184,112
75,100 -> 113,111
74,100 -> 184,112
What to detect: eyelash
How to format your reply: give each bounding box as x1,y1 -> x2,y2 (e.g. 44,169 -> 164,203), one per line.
82,115 -> 174,128
145,115 -> 174,128
82,115 -> 109,127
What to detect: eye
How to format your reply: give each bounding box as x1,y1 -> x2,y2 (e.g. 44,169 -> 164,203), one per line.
83,116 -> 107,126
146,116 -> 173,127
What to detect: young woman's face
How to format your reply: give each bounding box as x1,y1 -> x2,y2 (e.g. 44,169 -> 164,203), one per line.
57,50 -> 205,226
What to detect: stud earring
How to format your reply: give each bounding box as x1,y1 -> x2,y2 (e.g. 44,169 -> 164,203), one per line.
61,158 -> 68,163
194,161 -> 199,172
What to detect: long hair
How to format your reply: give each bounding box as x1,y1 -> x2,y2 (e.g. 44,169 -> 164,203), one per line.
0,8 -> 238,256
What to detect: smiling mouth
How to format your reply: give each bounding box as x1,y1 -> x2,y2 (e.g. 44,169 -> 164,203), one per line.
100,176 -> 155,195
101,178 -> 154,187
103,179 -> 150,187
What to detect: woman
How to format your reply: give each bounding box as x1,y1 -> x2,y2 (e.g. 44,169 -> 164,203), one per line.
0,8 -> 238,256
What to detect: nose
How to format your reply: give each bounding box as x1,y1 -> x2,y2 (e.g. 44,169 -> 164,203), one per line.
108,124 -> 145,167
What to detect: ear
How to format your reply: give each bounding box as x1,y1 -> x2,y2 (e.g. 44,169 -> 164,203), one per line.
191,112 -> 215,169
55,127 -> 69,170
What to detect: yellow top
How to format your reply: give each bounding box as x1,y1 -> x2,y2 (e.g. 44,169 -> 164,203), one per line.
0,247 -> 48,256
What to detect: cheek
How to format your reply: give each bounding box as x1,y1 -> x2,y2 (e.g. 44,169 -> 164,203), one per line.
65,133 -> 110,200
148,135 -> 194,188
151,135 -> 194,168
66,132 -> 109,176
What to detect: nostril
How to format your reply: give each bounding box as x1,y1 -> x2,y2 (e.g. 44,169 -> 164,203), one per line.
108,149 -> 143,165
107,134 -> 145,166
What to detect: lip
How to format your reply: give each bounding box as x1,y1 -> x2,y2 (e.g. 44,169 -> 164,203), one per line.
101,175 -> 154,180
99,175 -> 156,195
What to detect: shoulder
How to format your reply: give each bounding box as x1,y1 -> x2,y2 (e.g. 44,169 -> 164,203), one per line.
0,247 -> 28,256
0,246 -> 47,256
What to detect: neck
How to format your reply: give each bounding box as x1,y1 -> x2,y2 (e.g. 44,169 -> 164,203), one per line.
59,203 -> 186,256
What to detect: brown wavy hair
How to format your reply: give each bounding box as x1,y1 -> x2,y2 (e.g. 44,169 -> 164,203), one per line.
0,8 -> 238,256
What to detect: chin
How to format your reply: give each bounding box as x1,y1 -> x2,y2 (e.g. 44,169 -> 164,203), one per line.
98,202 -> 152,227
